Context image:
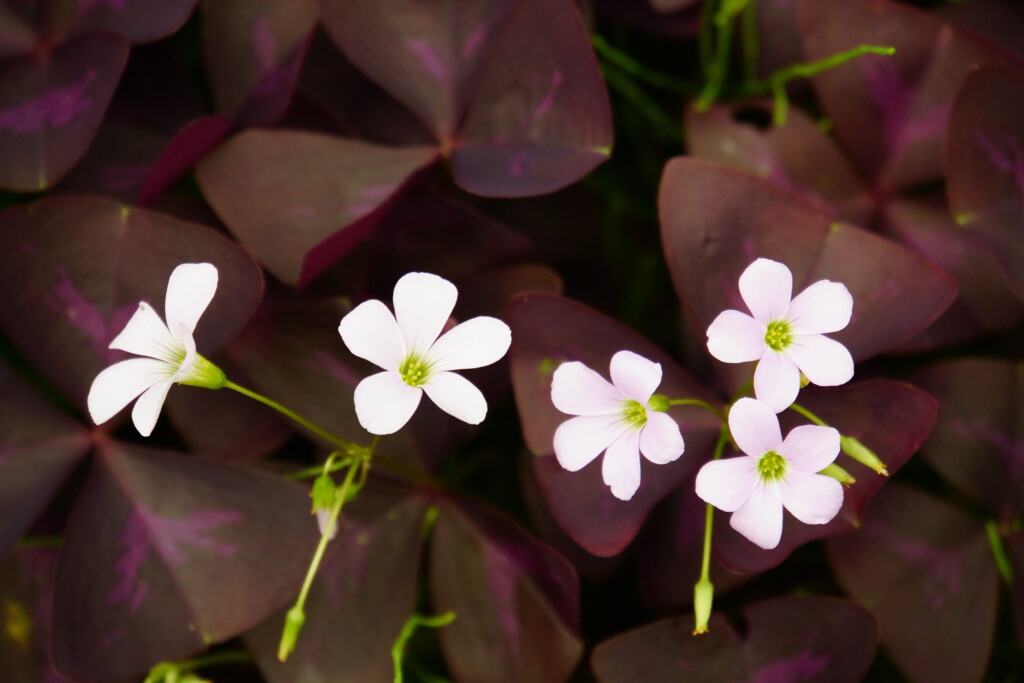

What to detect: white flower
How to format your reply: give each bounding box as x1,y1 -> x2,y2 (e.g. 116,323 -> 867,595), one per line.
87,263 -> 226,437
695,397 -> 844,549
338,272 -> 511,435
551,350 -> 685,501
706,258 -> 854,412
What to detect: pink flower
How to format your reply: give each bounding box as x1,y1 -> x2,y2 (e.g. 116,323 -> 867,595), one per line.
695,397 -> 844,549
551,350 -> 684,501
706,258 -> 854,412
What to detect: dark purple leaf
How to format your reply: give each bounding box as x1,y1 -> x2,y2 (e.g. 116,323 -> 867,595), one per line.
0,33 -> 129,191
0,4 -> 37,59
592,596 -> 877,683
68,0 -> 198,44
659,158 -> 957,374
591,0 -> 701,38
940,0 -> 1024,60
52,442 -> 318,681
247,486 -> 427,683
885,198 -> 1024,349
136,114 -> 232,206
201,0 -> 316,125
910,358 -> 1024,516
53,121 -> 167,201
430,497 -> 582,683
1007,532 -> 1024,652
0,548 -> 63,682
714,380 -> 936,574
196,128 -> 439,287
945,66 -> 1024,300
0,360 -> 90,556
509,293 -> 721,557
449,0 -> 613,197
797,0 -> 1020,192
0,196 -> 264,416
828,483 -> 998,683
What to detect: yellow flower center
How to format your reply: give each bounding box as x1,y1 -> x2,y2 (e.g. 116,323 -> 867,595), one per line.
399,354 -> 433,387
757,451 -> 787,481
621,400 -> 648,429
764,320 -> 793,351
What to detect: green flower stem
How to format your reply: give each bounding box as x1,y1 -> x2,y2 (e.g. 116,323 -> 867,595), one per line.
740,0 -> 758,84
696,0 -> 748,111
224,381 -> 359,454
601,64 -> 684,143
286,454 -> 353,481
985,520 -> 1014,587
788,402 -> 830,427
15,535 -> 63,549
693,424 -> 731,634
392,611 -> 457,683
591,34 -> 696,94
666,398 -> 726,420
762,45 -> 895,125
278,436 -> 380,662
143,651 -> 251,683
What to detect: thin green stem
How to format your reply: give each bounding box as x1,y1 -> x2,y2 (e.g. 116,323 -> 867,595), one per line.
667,398 -> 725,420
392,611 -> 457,683
15,535 -> 62,549
788,402 -> 829,427
693,424 -> 731,634
696,0 -> 747,110
698,0 -> 717,77
601,66 -> 683,143
224,381 -> 358,453
592,34 -> 696,95
740,0 -> 758,84
986,520 -> 1014,587
278,436 -> 380,661
286,454 -> 352,481
144,651 -> 251,683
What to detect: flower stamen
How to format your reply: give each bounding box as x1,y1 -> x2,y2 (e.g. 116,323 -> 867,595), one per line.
621,399 -> 648,429
757,451 -> 787,481
399,354 -> 432,387
763,320 -> 792,351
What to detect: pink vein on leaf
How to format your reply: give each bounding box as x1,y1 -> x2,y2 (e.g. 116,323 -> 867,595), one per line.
974,131 -> 1024,196
751,650 -> 830,683
0,70 -> 96,134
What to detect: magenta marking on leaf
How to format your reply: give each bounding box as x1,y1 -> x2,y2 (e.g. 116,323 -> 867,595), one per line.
951,416 -> 1024,479
462,26 -> 487,59
860,58 -> 909,149
483,543 -> 522,654
751,650 -> 829,683
107,513 -> 151,616
0,71 -> 97,134
406,40 -> 450,84
531,72 -> 565,123
149,509 -> 243,563
46,266 -> 111,357
973,131 -> 1024,196
509,151 -> 528,178
252,17 -> 277,72
871,525 -> 962,610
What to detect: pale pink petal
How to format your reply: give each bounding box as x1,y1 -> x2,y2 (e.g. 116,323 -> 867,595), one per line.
164,263 -> 218,335
609,350 -> 662,403
753,351 -> 801,413
787,280 -> 853,334
88,358 -> 173,425
553,415 -> 626,471
551,361 -> 624,416
338,299 -> 405,371
786,335 -> 854,387
738,258 -> 792,322
170,323 -> 198,383
393,272 -> 456,353
639,411 -> 684,464
602,430 -> 643,501
779,471 -> 844,525
422,371 -> 487,425
728,397 -> 782,457
428,316 -> 511,371
706,310 -> 766,363
353,371 -> 423,435
695,457 -> 759,512
779,424 -> 840,473
108,302 -> 178,362
131,378 -> 174,437
729,481 -> 784,549
316,508 -> 338,540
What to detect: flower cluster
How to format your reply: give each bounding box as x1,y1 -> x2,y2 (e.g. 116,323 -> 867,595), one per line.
548,258 -> 856,549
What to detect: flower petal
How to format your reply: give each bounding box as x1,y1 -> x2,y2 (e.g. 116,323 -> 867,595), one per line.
602,429 -> 642,501
338,299 -> 406,371
551,361 -> 624,416
728,397 -> 782,457
695,456 -> 759,512
753,351 -> 801,413
422,371 -> 487,425
706,310 -> 766,363
609,350 -> 662,402
131,379 -> 174,437
553,414 -> 626,471
786,335 -> 854,387
738,258 -> 792,322
779,470 -> 844,525
108,302 -> 178,362
729,481 -> 784,549
639,411 -> 684,464
786,280 -> 853,334
779,424 -> 840,473
393,272 -> 457,353
353,371 -> 422,435
88,357 -> 173,426
164,262 -> 218,335
428,316 -> 511,371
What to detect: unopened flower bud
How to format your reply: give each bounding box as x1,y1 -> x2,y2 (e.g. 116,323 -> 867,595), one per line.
841,436 -> 888,476
693,577 -> 714,635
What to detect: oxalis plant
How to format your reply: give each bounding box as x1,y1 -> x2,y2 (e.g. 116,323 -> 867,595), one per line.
0,0 -> 1022,682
